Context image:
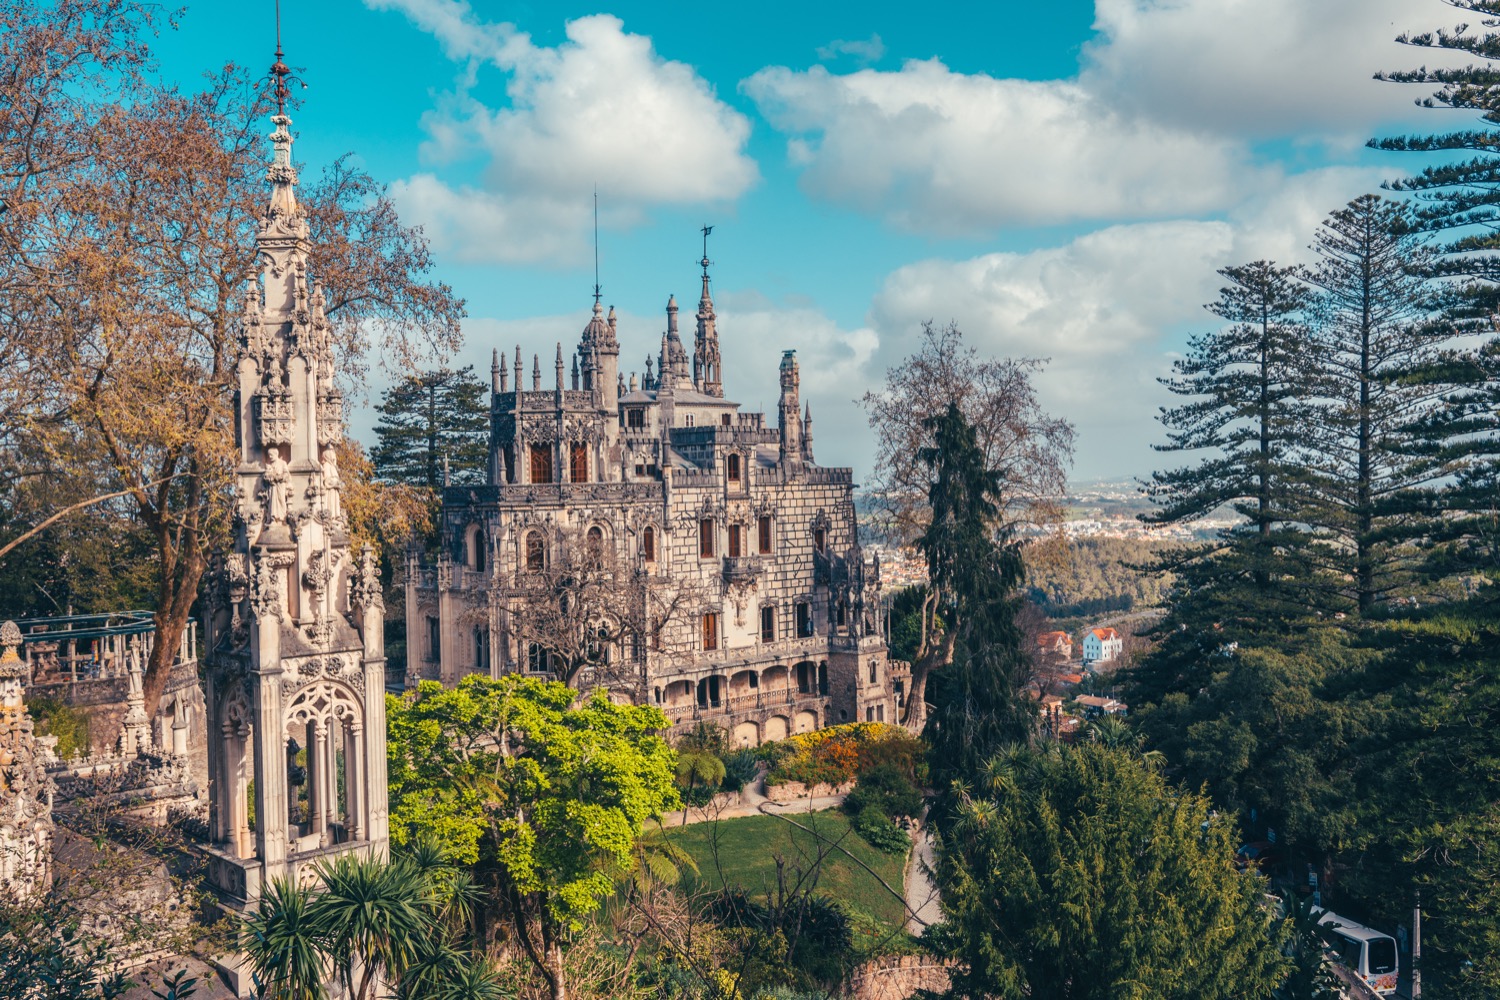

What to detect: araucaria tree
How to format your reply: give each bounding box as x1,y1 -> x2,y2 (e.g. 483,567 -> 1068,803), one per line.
1144,261 -> 1321,617
1302,195 -> 1454,613
0,2 -> 463,712
371,366 -> 490,489
932,743 -> 1288,1000
916,404 -> 1034,790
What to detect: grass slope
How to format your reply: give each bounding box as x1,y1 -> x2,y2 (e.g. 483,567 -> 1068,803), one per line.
655,809 -> 911,950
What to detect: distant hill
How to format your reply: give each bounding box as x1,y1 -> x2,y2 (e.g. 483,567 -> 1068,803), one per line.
1023,535 -> 1185,618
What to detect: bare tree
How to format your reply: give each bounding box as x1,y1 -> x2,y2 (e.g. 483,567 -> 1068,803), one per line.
860,321 -> 1075,543
509,527 -> 705,693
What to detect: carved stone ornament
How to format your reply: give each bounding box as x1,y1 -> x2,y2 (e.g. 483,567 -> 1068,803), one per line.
249,550 -> 284,622
303,549 -> 330,596
254,384 -> 294,449
317,388 -> 344,447
0,619 -> 23,677
304,611 -> 335,649
350,545 -> 384,615
260,446 -> 292,523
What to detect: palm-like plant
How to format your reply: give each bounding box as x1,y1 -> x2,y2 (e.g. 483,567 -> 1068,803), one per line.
674,749 -> 726,820
242,877 -> 328,1000
309,853 -> 437,1000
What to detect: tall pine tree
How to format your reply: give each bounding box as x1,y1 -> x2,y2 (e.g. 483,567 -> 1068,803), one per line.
1371,14 -> 1500,578
371,366 -> 489,489
1302,195 -> 1455,614
918,404 -> 1033,804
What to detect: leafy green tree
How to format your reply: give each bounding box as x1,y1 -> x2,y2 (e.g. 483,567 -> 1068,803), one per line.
385,675 -> 679,1000
674,747 -> 726,812
929,743 -> 1289,1000
1301,195 -> 1455,614
917,403 -> 1033,794
1334,597 -> 1500,996
371,367 -> 489,489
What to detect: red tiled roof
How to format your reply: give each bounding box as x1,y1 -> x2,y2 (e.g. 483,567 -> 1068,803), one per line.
1090,627 -> 1120,641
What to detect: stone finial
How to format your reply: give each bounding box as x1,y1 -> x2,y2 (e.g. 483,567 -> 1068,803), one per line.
491,348 -> 501,392
0,620 -> 23,681
532,354 -> 541,390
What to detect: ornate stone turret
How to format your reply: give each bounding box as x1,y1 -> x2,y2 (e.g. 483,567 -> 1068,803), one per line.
0,621 -> 54,898
778,350 -> 803,470
693,237 -> 722,397
662,295 -> 692,390
118,637 -> 152,756
803,402 -> 814,463
203,72 -> 389,920
578,299 -> 620,414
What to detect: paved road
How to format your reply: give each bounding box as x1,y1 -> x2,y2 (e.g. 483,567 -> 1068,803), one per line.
904,815 -> 942,933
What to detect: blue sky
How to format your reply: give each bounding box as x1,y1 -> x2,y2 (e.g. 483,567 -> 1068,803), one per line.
154,0 -> 1473,483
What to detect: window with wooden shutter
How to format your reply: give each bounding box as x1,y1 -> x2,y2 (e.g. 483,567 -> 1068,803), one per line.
699,519 -> 714,558
570,442 -> 588,483
758,516 -> 772,554
728,524 -> 741,558
642,526 -> 655,562
702,612 -> 719,651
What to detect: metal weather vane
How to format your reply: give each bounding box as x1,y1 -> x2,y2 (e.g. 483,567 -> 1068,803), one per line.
264,0 -> 307,115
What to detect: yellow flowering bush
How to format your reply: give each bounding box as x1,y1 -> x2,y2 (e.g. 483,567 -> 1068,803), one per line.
763,722 -> 924,787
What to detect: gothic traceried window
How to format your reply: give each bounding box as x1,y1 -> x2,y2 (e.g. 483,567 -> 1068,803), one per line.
570,442 -> 588,483
526,532 -> 545,572
529,444 -> 553,484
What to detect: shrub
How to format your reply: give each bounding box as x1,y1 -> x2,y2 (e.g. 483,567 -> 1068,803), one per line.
763,722 -> 924,788
27,697 -> 91,759
720,747 -> 761,793
852,804 -> 911,855
844,762 -> 923,820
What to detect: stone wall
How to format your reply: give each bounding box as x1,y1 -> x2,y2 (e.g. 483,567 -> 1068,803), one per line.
843,955 -> 953,1000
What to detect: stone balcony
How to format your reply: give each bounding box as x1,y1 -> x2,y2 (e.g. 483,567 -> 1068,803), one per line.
721,556 -> 761,584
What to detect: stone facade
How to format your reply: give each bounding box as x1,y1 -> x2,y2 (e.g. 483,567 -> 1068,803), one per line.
198,102 -> 389,937
0,620 -> 55,898
408,254 -> 903,744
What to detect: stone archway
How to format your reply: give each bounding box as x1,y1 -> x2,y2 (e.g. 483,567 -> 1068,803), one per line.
793,709 -> 818,734
732,720 -> 760,747
763,715 -> 789,741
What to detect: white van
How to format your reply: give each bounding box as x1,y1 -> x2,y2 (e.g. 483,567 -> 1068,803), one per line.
1315,909 -> 1400,996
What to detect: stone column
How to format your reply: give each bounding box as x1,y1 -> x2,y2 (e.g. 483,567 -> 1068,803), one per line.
310,721 -> 327,845
346,723 -> 363,842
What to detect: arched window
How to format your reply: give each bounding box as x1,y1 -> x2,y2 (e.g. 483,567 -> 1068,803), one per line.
699,519 -> 715,558
642,526 -> 656,562
526,532 -> 545,572
467,526 -> 486,572
586,526 -> 604,562
758,516 -> 773,554
813,526 -> 826,553
726,453 -> 740,482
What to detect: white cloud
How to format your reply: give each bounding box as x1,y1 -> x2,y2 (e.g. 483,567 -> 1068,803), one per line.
815,34 -> 885,65
1083,0 -> 1464,141
742,60 -> 1261,234
367,6 -> 758,264
741,1 -> 1466,237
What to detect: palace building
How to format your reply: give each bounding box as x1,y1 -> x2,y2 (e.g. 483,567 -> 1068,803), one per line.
406,249 -> 903,745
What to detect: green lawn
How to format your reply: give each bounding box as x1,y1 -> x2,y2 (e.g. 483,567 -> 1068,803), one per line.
652,809 -> 911,950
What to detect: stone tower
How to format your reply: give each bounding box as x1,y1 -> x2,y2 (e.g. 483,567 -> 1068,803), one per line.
693,250 -> 722,398
201,101 -> 388,914
0,620 -> 54,899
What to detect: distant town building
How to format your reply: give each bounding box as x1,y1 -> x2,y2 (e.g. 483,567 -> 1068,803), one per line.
1036,630 -> 1074,660
1074,694 -> 1128,718
1082,626 -> 1123,664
